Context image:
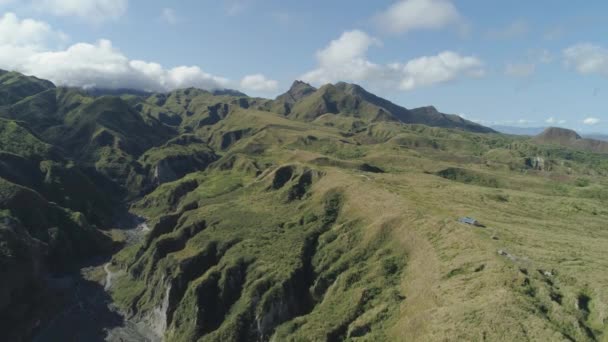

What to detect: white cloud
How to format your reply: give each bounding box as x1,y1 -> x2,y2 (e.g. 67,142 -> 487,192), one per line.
0,13 -> 277,93
301,30 -> 382,85
504,63 -> 536,78
583,117 -> 600,125
301,30 -> 484,91
394,52 -> 484,90
0,12 -> 68,70
20,40 -> 229,90
240,74 -> 278,92
161,7 -> 178,24
546,117 -> 566,125
563,43 -> 608,77
316,30 -> 380,66
32,0 -> 128,22
0,12 -> 66,47
374,0 -> 461,34
486,20 -> 529,40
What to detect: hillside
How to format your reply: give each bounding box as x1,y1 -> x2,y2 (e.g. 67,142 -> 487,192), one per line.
535,127 -> 608,154
0,71 -> 607,341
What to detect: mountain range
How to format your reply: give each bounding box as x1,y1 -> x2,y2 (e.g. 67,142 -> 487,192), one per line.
1,69 -> 607,341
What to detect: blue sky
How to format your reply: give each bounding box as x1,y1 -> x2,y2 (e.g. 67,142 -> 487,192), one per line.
1,0 -> 607,132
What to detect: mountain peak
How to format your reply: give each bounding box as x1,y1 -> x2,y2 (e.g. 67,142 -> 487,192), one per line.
276,80 -> 316,103
334,82 -> 367,96
415,106 -> 439,114
538,127 -> 582,141
290,80 -> 313,88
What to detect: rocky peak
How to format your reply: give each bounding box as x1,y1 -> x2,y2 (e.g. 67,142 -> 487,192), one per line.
277,81 -> 317,103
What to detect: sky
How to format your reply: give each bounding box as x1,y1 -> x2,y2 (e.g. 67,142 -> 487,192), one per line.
0,0 -> 607,133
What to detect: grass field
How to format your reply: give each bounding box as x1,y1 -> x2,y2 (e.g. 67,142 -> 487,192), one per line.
107,111 -> 608,341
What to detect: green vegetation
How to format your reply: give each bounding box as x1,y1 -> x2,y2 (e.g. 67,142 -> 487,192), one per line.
1,70 -> 608,341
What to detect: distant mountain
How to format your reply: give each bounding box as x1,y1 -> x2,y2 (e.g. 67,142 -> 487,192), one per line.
86,87 -> 153,97
271,81 -> 495,133
491,125 -> 546,136
583,133 -> 608,142
85,87 -> 247,98
534,127 -> 608,153
212,88 -> 248,97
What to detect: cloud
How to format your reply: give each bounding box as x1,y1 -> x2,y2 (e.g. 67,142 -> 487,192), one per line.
301,30 -> 484,91
486,20 -> 529,40
0,13 -> 277,93
504,63 -> 536,78
240,74 -> 278,92
316,30 -> 380,67
22,40 -> 230,90
32,0 -> 128,21
563,43 -> 608,77
546,117 -> 566,125
583,117 -> 600,125
374,0 -> 462,34
161,7 -> 178,24
0,12 -> 68,70
394,52 -> 484,90
0,12 -> 67,47
301,30 -> 382,85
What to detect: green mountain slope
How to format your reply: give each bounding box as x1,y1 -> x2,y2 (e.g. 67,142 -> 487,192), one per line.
0,69 -> 55,106
0,71 -> 607,341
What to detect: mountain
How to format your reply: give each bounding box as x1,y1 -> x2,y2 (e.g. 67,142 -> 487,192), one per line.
1,70 -> 608,341
584,133 -> 608,142
491,125 -> 547,136
212,88 -> 248,97
270,81 -> 495,133
0,70 -> 55,106
534,127 -> 608,153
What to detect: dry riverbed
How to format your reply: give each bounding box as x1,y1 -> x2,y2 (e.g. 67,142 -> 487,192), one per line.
33,220 -> 160,342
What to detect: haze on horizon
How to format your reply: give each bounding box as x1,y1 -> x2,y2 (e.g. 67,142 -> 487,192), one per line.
0,0 -> 606,133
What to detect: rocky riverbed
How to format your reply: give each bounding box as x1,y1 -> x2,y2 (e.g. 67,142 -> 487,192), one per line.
33,220 -> 160,342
